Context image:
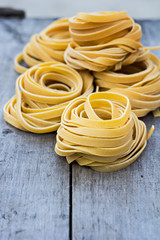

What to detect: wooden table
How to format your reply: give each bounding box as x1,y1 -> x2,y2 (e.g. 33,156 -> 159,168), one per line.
0,18 -> 160,240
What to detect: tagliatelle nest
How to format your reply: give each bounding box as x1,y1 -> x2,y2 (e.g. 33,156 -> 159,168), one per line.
55,92 -> 154,172
15,18 -> 71,74
3,11 -> 159,172
95,53 -> 160,117
4,62 -> 94,133
64,11 -> 148,72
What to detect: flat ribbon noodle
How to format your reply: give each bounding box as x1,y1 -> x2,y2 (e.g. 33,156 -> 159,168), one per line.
64,11 -> 147,72
95,53 -> 160,117
55,92 -> 154,172
4,62 -> 94,133
15,18 -> 71,74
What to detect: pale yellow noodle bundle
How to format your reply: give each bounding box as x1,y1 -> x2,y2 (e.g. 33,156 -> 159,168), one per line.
15,18 -> 71,73
3,11 -> 159,172
55,92 -> 154,172
4,62 -> 94,133
65,11 -> 148,72
95,53 -> 160,117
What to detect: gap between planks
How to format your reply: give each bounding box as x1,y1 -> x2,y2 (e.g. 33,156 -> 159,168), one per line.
69,164 -> 72,240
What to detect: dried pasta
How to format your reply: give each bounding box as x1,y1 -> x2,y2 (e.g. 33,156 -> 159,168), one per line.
3,11 -> 159,173
15,18 -> 71,74
55,92 -> 154,172
95,53 -> 160,117
4,62 -> 94,133
65,11 -> 148,72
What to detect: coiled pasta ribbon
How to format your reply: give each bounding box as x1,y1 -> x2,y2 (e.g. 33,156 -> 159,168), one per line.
15,18 -> 71,74
4,62 -> 94,133
55,92 -> 154,172
69,11 -> 142,45
65,11 -> 147,72
95,53 -> 160,117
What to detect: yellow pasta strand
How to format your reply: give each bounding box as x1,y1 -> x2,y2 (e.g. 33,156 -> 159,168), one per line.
3,11 -> 160,173
65,11 -> 148,72
95,53 -> 160,117
15,18 -> 71,74
55,92 -> 153,172
4,62 -> 94,133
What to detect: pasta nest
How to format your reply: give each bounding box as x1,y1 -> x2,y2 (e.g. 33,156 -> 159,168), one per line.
95,53 -> 160,117
64,11 -> 147,72
4,62 -> 94,133
15,18 -> 71,73
55,92 -> 154,172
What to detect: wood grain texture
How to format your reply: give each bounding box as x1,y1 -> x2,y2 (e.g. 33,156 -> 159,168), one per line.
0,19 -> 160,240
71,20 -> 160,240
0,19 -> 70,240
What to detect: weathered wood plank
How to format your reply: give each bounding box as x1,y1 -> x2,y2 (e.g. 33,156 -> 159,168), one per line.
0,19 -> 70,240
72,20 -> 160,240
1,18 -> 160,240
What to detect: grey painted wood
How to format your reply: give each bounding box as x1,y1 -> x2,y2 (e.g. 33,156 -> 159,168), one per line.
0,19 -> 70,240
72,20 -> 160,240
0,18 -> 160,240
